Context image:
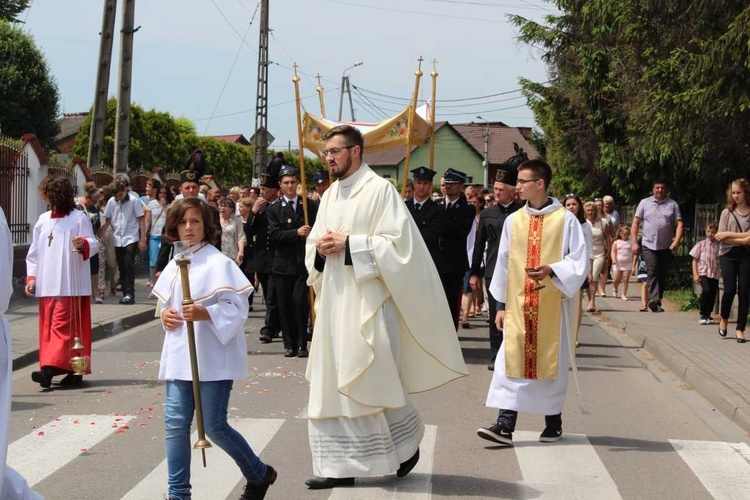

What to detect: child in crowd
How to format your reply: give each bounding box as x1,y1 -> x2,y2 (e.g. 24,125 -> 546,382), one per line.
690,222 -> 721,325
635,237 -> 649,312
610,226 -> 634,300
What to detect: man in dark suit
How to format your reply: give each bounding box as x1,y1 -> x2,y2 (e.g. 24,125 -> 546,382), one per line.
470,168 -> 522,370
268,166 -> 318,358
405,166 -> 443,266
434,168 -> 476,330
246,173 -> 282,344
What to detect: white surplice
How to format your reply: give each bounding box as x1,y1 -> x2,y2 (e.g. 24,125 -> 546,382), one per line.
26,210 -> 98,297
152,242 -> 254,382
486,198 -> 589,415
304,164 -> 468,477
0,208 -> 43,499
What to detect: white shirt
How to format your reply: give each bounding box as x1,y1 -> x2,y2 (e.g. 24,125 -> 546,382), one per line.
104,191 -> 144,246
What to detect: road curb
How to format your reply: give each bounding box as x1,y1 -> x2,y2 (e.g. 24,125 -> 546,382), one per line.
11,309 -> 158,372
590,312 -> 750,434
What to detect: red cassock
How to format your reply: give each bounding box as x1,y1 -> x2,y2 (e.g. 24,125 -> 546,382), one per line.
37,296 -> 92,373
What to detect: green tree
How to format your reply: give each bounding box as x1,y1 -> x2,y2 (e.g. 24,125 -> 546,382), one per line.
0,21 -> 60,148
511,1 -> 750,206
74,100 -> 255,185
0,0 -> 30,22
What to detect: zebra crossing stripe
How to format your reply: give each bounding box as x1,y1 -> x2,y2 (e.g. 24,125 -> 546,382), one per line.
670,439 -> 750,499
6,414 -> 135,487
121,418 -> 283,500
327,425 -> 437,500
513,431 -> 622,499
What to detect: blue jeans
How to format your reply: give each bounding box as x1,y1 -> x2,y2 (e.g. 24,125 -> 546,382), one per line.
165,380 -> 267,500
148,234 -> 161,267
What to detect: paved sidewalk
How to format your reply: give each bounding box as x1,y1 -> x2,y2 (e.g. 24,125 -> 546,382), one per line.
7,278 -> 159,371
589,288 -> 750,433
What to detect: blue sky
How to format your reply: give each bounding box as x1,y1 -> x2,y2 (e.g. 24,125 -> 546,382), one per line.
22,0 -> 555,150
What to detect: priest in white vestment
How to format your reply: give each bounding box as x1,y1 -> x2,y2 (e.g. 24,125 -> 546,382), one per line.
1,208 -> 44,499
304,125 -> 468,490
477,159 -> 589,447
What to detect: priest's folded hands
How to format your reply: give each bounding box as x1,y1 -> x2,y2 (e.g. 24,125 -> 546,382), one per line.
316,230 -> 347,257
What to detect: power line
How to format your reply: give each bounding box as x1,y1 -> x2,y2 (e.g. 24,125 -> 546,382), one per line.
436,103 -> 529,116
352,88 -> 391,120
325,0 -> 506,24
424,0 -> 553,10
193,88 -> 339,122
203,1 -> 260,134
208,0 -> 258,54
353,84 -> 539,104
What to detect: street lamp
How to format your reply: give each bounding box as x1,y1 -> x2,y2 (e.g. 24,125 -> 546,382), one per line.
339,61 -> 364,121
477,115 -> 490,187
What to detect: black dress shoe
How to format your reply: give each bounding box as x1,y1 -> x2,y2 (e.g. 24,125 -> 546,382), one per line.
31,370 -> 52,389
284,349 -> 298,358
488,359 -> 495,371
259,333 -> 273,344
719,327 -> 728,337
240,464 -> 277,500
298,348 -> 309,358
397,449 -> 420,478
304,476 -> 355,489
59,372 -> 83,386
737,335 -> 747,344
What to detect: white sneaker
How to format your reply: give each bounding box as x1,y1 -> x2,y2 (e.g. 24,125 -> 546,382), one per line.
621,296 -> 628,301
699,318 -> 708,325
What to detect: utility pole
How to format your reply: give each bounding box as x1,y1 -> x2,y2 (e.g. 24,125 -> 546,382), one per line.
477,115 -> 490,187
346,77 -> 356,121
87,0 -> 117,172
253,0 -> 270,179
338,61 -> 363,121
113,0 -> 137,174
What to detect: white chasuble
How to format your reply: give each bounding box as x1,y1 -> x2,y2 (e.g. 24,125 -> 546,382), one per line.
304,164 -> 468,477
486,199 -> 589,415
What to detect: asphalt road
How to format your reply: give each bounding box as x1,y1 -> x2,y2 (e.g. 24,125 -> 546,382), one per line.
7,309 -> 750,500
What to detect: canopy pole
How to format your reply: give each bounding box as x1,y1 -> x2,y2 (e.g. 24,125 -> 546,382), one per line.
293,63 -> 317,327
401,56 -> 424,197
429,59 -> 438,171
316,73 -> 326,119
292,63 -> 309,224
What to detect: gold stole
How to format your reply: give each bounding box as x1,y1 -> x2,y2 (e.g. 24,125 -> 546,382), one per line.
504,206 -> 566,380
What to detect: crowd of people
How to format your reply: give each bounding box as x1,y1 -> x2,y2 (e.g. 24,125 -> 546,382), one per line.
16,129 -> 750,499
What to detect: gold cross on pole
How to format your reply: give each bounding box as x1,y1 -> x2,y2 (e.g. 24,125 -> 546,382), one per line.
292,62 -> 299,77
432,58 -> 439,75
417,55 -> 424,71
316,73 -> 322,87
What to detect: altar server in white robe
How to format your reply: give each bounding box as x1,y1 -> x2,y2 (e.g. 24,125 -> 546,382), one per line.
153,198 -> 276,500
477,159 -> 589,446
304,125 -> 468,490
1,208 -> 43,499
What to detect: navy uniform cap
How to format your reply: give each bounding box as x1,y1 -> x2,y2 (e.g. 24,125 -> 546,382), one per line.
410,166 -> 437,181
260,173 -> 279,188
312,170 -> 330,184
495,167 -> 517,186
179,169 -> 200,185
443,168 -> 467,184
278,165 -> 300,179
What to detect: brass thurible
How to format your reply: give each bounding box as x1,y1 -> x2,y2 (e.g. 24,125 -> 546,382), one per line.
176,256 -> 213,467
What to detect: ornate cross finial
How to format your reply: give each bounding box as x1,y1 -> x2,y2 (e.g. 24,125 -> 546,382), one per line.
417,56 -> 424,70
316,73 -> 322,85
431,58 -> 439,77
292,62 -> 299,77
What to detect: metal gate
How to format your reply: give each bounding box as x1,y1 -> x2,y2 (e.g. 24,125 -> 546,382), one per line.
0,134 -> 29,244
